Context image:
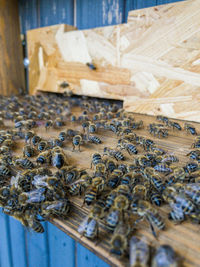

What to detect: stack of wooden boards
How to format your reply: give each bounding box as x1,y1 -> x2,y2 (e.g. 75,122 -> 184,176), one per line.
27,0 -> 200,122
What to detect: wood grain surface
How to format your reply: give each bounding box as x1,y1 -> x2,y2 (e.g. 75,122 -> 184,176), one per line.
27,0 -> 200,122
0,0 -> 25,96
11,105 -> 200,267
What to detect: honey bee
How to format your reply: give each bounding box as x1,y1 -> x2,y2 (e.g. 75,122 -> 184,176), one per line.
132,200 -> 165,238
129,236 -> 150,267
31,135 -> 41,146
107,169 -> 123,189
68,174 -> 92,196
131,120 -> 143,130
117,139 -> 138,155
42,199 -> 70,218
86,62 -> 96,70
25,131 -> 35,143
184,123 -> 197,135
38,140 -> 48,152
168,121 -> 182,131
104,147 -> 125,161
18,188 -> 46,206
23,145 -> 36,158
187,150 -> 200,162
156,115 -> 169,125
88,123 -> 96,134
13,157 -> 35,169
191,136 -> 200,148
87,135 -> 102,144
72,135 -> 82,151
152,244 -> 179,267
94,162 -> 106,177
110,221 -> 130,257
51,147 -> 68,169
149,123 -> 168,138
45,120 -> 53,131
58,131 -> 67,142
36,150 -> 52,165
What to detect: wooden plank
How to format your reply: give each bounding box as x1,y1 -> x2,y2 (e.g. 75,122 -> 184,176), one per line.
39,0 -> 74,27
9,217 -> 27,267
27,0 -> 200,122
0,213 -> 13,267
76,0 -> 125,29
26,222 -> 49,267
48,222 -> 76,267
0,0 -> 25,96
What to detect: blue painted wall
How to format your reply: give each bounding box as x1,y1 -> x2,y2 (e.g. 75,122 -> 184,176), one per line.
10,1 -> 185,267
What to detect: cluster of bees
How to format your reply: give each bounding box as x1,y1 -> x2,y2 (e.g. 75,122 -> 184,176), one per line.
0,93 -> 199,266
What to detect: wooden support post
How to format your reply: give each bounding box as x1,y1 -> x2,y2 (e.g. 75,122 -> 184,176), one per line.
0,0 -> 25,96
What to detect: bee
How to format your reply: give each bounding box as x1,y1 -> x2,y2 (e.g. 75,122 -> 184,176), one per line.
107,169 -> 123,189
72,135 -> 82,151
78,217 -> 98,239
58,131 -> 67,142
117,139 -> 138,155
18,188 -> 46,206
86,62 -> 96,70
185,162 -> 198,173
94,162 -> 106,177
0,145 -> 10,154
129,237 -> 150,267
36,150 -> 52,165
169,121 -> 182,131
51,147 -> 68,169
150,189 -> 163,206
88,123 -> 96,134
163,187 -> 195,215
37,140 -> 48,152
149,123 -> 168,138
156,115 -> 169,125
60,81 -> 69,88
184,183 -> 200,205
162,154 -> 179,165
61,167 -> 85,184
14,157 -> 35,169
68,174 -> 92,196
31,135 -> 41,146
104,147 -> 125,161
143,168 -> 165,193
49,138 -> 63,148
106,209 -> 120,232
132,200 -> 165,238
131,120 -> 143,130
152,244 -> 179,267
45,120 -> 53,131
168,202 -> 185,223
81,121 -> 89,133
84,186 -> 98,206
104,158 -> 117,173
191,136 -> 200,148
184,123 -> 197,135
86,135 -> 102,144
25,131 -> 35,143
134,155 -> 152,167
150,146 -> 166,155
187,150 -> 200,162
24,211 -> 44,233
154,164 -> 172,173
110,222 -> 130,257
23,145 -> 36,158
42,199 -> 70,218
91,153 -> 103,168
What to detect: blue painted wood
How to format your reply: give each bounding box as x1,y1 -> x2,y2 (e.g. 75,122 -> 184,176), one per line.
38,0 -> 74,27
0,213 -> 12,267
18,0 -> 38,33
47,222 -> 75,267
9,216 -> 27,267
76,0 -> 125,29
157,0 -> 184,4
26,221 -> 49,267
76,243 -> 109,267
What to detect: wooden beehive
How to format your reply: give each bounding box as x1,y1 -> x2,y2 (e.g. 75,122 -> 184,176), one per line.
27,0 -> 200,122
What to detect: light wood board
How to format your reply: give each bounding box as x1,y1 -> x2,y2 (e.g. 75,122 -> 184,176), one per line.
12,107 -> 200,267
27,0 -> 200,121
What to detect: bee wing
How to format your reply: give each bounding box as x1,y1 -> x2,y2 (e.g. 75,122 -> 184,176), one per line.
26,188 -> 46,203
129,236 -> 149,266
78,216 -> 89,234
32,175 -> 48,187
185,183 -> 200,192
45,201 -> 63,210
10,173 -> 21,187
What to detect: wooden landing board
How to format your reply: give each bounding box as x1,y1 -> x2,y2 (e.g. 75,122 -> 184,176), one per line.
11,107 -> 200,267
27,0 -> 200,122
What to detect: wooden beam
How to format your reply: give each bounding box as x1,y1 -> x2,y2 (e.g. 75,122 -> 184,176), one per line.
0,0 -> 25,96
